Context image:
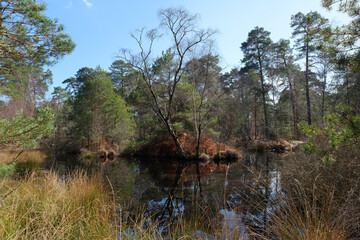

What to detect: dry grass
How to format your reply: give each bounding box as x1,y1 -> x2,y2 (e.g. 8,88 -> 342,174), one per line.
225,149 -> 357,240
3,145 -> 356,239
270,145 -> 360,240
0,149 -> 248,239
0,169 -> 245,240
0,171 -> 115,239
0,150 -> 49,165
0,150 -> 52,177
266,188 -> 346,240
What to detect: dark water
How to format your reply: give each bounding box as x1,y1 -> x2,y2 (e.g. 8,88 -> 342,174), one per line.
54,151 -> 281,237
97,151 -> 282,237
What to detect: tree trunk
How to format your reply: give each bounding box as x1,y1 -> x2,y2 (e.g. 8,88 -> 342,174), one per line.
254,94 -> 257,139
287,72 -> 299,138
259,58 -> 270,138
305,43 -> 312,125
165,119 -> 188,159
272,83 -> 277,136
321,70 -> 327,129
195,124 -> 202,159
193,88 -> 201,159
346,75 -> 350,106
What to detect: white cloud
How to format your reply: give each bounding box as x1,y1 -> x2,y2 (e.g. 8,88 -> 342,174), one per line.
65,1 -> 73,8
81,0 -> 93,8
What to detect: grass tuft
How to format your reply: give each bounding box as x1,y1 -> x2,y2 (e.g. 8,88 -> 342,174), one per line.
0,171 -> 114,239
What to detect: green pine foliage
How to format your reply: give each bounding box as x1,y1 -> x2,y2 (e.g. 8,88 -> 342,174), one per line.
72,67 -> 135,145
0,107 -> 55,149
300,104 -> 360,164
0,163 -> 16,177
0,0 -> 75,70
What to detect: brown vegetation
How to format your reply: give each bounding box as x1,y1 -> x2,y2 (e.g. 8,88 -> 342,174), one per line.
246,139 -> 304,153
213,149 -> 241,165
135,133 -> 239,160
0,150 -> 49,165
276,145 -> 360,239
0,171 -> 115,239
98,149 -> 107,162
107,150 -> 116,161
94,148 -> 118,164
198,153 -> 210,164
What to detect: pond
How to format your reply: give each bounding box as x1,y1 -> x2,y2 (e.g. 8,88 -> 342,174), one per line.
97,151 -> 282,237
54,151 -> 282,237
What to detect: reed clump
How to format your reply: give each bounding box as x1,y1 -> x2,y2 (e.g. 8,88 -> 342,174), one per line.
266,187 -> 346,240
0,171 -> 114,239
268,144 -> 360,239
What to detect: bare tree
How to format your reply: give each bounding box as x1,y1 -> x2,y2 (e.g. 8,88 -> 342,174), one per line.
120,8 -> 215,159
184,43 -> 223,158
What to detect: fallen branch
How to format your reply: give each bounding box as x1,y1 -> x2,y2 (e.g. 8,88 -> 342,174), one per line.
7,150 -> 24,165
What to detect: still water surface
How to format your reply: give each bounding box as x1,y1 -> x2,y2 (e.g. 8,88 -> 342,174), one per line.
57,151 -> 282,237
111,152 -> 280,235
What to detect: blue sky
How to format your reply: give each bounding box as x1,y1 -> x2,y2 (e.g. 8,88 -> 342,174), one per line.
44,0 -> 349,95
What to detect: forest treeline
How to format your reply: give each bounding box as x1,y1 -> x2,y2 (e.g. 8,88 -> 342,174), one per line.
2,1 -> 360,239
0,0 -> 359,157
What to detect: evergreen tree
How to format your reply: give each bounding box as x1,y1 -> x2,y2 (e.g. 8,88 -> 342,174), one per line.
272,39 -> 300,138
0,0 -> 75,92
241,27 -> 273,138
291,11 -> 329,125
72,67 -> 134,147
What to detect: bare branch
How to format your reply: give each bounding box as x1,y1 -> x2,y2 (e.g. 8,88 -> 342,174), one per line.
118,7 -> 216,159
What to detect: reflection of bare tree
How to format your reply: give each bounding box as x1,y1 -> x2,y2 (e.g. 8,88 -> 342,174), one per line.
103,152 -> 282,237
162,160 -> 204,219
223,163 -> 230,209
218,153 -> 279,237
162,162 -> 187,218
195,162 -> 203,197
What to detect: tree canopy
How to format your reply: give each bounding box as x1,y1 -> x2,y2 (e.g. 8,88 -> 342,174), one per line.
0,107 -> 55,149
241,26 -> 272,138
0,0 -> 75,71
120,7 -> 215,158
0,0 -> 74,150
71,67 -> 134,145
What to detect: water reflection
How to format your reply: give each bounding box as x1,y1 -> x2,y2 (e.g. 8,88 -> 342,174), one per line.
95,152 -> 281,237
54,151 -> 280,237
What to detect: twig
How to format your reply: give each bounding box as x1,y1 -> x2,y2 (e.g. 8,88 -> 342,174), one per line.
7,150 -> 23,165
0,181 -> 24,202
